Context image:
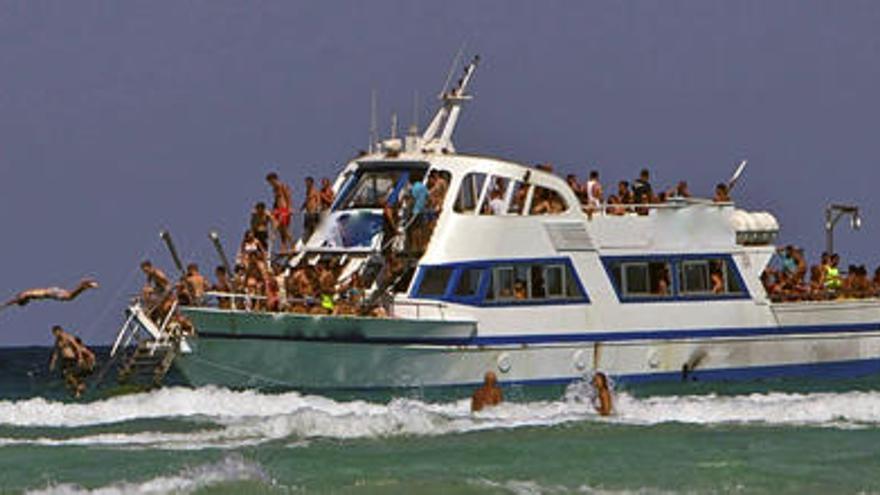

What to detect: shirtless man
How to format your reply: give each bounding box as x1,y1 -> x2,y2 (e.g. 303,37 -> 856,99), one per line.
140,260 -> 170,299
301,176 -> 322,241
266,172 -> 294,250
714,183 -> 731,202
471,371 -> 503,412
184,263 -> 208,304
4,278 -> 99,308
212,266 -> 233,309
319,177 -> 335,211
250,202 -> 274,251
592,372 -> 613,416
49,326 -> 93,398
428,170 -> 449,214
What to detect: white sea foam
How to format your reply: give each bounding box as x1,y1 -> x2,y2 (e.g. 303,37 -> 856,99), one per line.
24,455 -> 272,495
1,385 -> 879,450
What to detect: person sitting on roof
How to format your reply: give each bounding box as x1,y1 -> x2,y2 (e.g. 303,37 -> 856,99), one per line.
632,168 -> 652,205
672,180 -> 691,198
617,181 -> 633,206
825,254 -> 843,293
873,266 -> 880,297
471,371 -> 503,412
606,195 -> 626,216
714,183 -> 731,202
808,265 -> 826,300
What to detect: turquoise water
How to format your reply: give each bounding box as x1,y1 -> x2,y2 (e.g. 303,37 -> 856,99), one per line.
2,348 -> 880,494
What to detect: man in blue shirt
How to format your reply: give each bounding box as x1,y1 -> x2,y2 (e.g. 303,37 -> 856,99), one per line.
411,179 -> 428,217
407,178 -> 429,252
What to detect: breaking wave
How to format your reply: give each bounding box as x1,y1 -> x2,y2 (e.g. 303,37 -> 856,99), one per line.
24,455 -> 272,495
1,384 -> 879,449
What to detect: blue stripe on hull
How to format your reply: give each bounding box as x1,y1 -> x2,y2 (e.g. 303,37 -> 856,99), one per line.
195,321 -> 880,346
406,358 -> 880,390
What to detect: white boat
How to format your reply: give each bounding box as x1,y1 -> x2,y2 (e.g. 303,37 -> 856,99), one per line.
122,56 -> 880,390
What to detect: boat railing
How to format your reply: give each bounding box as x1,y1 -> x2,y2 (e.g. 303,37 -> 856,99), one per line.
583,197 -> 734,219
185,291 -> 450,320
390,298 -> 449,320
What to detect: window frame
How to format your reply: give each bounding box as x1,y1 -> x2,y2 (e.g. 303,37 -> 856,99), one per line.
602,254 -> 749,303
410,258 -> 589,306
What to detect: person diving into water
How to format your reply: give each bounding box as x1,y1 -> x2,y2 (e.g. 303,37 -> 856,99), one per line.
2,278 -> 99,310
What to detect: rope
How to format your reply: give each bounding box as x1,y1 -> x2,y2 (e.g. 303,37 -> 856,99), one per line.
185,352 -> 299,388
80,241 -> 162,343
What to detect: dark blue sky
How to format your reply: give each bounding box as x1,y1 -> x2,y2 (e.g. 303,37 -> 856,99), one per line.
2,1 -> 880,346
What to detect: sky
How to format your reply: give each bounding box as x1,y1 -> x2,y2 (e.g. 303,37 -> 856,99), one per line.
2,1 -> 880,346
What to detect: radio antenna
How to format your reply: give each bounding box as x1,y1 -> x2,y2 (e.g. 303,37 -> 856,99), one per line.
369,89 -> 378,153
439,43 -> 466,97
411,89 -> 420,132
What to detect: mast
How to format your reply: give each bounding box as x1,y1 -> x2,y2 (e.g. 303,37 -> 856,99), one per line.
421,54 -> 480,153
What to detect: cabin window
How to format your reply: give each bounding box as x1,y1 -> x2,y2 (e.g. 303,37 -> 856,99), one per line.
545,265 -> 564,297
454,268 -> 483,297
488,262 -> 583,302
605,255 -> 746,301
679,261 -> 710,294
416,267 -> 454,297
480,176 -> 510,215
454,173 -> 487,213
679,258 -> 743,296
342,171 -> 401,209
609,261 -> 672,298
529,186 -> 568,215
493,266 -> 515,299
508,181 -> 531,215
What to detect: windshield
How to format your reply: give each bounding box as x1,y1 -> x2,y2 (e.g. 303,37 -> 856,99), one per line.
336,164 -> 427,210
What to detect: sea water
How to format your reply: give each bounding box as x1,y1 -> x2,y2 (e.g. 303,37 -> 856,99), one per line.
1,347 -> 879,494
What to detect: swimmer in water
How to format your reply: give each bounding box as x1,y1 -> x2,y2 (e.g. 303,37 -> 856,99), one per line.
471,371 -> 504,412
592,371 -> 613,416
3,278 -> 99,309
48,325 -> 92,398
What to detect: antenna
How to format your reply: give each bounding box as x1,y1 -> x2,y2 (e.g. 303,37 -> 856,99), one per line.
369,90 -> 378,153
439,43 -> 466,97
411,90 -> 420,132
422,53 -> 480,152
727,159 -> 748,191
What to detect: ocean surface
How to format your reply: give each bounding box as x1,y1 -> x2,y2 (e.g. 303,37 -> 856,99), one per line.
1,347 -> 879,494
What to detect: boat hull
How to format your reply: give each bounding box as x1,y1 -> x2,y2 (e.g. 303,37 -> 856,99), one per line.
175,309 -> 880,389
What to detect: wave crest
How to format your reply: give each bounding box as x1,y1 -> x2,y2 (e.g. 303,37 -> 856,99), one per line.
1,385 -> 879,449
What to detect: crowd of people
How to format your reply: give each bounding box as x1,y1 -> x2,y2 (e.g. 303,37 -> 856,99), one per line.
560,166 -> 732,217
138,169 -> 454,321
761,246 -> 880,302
